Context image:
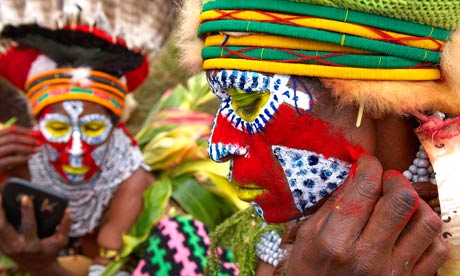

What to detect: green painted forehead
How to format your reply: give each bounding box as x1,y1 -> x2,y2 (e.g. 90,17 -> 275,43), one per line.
290,0 -> 460,29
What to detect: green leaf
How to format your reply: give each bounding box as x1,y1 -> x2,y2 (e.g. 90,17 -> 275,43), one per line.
101,178 -> 172,276
170,159 -> 230,179
125,177 -> 172,245
171,176 -> 234,230
0,254 -> 15,268
205,172 -> 250,211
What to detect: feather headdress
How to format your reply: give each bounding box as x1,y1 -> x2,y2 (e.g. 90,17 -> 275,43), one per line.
0,0 -> 178,117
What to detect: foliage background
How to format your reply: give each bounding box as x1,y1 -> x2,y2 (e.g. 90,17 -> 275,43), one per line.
126,36 -> 218,134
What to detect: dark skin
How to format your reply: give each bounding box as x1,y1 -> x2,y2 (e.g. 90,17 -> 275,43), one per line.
283,156 -> 447,276
0,101 -> 153,274
0,125 -> 38,188
247,78 -> 447,275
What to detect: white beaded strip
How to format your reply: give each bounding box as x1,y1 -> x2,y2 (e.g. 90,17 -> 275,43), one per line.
256,230 -> 286,268
403,145 -> 436,184
88,265 -> 130,276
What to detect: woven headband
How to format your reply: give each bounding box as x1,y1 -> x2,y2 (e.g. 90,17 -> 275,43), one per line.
25,69 -> 127,116
198,0 -> 451,80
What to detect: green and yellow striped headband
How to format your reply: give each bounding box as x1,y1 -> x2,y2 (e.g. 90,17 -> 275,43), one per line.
198,0 -> 457,81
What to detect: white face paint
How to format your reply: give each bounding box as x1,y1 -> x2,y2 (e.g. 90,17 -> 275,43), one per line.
206,70 -> 313,136
38,100 -> 114,183
39,101 -> 113,146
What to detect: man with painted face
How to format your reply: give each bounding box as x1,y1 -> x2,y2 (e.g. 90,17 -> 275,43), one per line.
0,1 -> 176,275
178,0 -> 460,275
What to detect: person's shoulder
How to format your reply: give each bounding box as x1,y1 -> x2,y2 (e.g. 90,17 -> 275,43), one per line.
119,167 -> 153,192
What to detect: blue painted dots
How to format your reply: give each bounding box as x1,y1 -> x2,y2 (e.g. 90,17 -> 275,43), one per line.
296,169 -> 308,176
272,146 -> 352,215
303,179 -> 315,188
319,189 -> 329,197
309,194 -> 317,204
293,189 -> 303,198
308,155 -> 319,166
327,182 -> 338,190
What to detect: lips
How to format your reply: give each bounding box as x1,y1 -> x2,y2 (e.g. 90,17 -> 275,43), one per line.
62,165 -> 90,175
235,183 -> 266,201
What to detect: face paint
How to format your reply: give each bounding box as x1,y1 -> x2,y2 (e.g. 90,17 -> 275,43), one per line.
38,101 -> 113,183
207,70 -> 360,223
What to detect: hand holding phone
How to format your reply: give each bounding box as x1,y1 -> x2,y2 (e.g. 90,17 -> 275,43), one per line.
2,177 -> 68,238
0,179 -> 72,275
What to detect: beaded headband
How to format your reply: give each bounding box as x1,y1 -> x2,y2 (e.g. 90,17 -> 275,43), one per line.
198,0 -> 451,81
25,69 -> 127,116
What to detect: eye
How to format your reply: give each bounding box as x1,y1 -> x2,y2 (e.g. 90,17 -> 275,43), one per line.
229,88 -> 270,122
45,121 -> 71,137
80,121 -> 107,137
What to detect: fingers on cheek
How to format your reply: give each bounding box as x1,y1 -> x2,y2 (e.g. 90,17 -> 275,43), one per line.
383,173 -> 419,222
417,205 -> 443,241
413,237 -> 449,274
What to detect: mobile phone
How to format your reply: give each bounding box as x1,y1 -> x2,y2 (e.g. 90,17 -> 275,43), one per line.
2,177 -> 68,239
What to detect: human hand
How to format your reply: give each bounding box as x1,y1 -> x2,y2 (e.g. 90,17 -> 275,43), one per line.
0,126 -> 41,172
285,155 -> 448,276
0,195 -> 72,275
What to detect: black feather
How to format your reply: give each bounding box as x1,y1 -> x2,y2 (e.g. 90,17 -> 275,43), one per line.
1,24 -> 144,77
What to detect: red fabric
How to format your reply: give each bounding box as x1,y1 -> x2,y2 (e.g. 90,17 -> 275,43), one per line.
413,111 -> 460,139
0,47 -> 41,90
125,56 -> 149,92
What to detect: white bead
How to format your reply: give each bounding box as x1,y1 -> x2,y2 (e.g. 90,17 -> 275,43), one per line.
418,176 -> 429,182
273,260 -> 279,267
433,111 -> 446,120
428,166 -> 434,173
403,170 -> 413,180
413,175 -> 418,182
417,151 -> 427,159
430,178 -> 437,185
409,165 -> 418,173
417,159 -> 430,167
413,158 -> 420,166
417,168 -> 428,176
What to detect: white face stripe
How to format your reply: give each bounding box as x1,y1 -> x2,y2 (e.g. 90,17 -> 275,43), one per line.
39,113 -> 72,143
63,101 -> 84,124
207,70 -> 313,134
39,101 -> 113,145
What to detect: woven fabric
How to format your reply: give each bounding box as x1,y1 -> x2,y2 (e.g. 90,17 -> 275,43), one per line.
132,216 -> 239,276
292,0 -> 460,30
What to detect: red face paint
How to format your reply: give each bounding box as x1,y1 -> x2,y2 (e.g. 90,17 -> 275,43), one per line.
37,106 -> 107,183
211,104 -> 361,223
44,135 -> 101,182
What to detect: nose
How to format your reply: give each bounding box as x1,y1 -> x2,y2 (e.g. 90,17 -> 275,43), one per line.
67,130 -> 84,167
208,112 -> 248,162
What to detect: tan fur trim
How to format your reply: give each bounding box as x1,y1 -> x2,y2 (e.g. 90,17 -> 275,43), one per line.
322,30 -> 460,117
322,79 -> 460,117
176,0 -> 204,74
441,29 -> 460,95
